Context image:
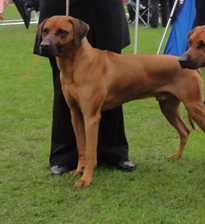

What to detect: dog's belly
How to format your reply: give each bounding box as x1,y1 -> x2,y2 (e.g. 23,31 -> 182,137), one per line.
101,91 -> 151,111
101,91 -> 173,111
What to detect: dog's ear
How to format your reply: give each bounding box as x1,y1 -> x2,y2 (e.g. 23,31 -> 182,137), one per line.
187,28 -> 195,40
37,19 -> 48,45
69,18 -> 90,45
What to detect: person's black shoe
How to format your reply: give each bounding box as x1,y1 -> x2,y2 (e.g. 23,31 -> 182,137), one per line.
50,166 -> 69,175
51,161 -> 136,174
117,160 -> 136,172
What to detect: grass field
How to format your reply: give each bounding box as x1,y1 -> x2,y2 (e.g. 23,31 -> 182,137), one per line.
1,4 -> 205,224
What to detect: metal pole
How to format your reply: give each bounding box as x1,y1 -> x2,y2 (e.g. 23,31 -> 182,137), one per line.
134,0 -> 140,54
147,0 -> 150,25
157,0 -> 179,54
0,21 -> 37,26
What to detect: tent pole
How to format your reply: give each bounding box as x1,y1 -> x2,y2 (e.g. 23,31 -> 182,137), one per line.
157,0 -> 179,54
134,0 -> 140,54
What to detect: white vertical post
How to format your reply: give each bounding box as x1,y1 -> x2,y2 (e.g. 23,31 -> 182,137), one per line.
134,0 -> 140,54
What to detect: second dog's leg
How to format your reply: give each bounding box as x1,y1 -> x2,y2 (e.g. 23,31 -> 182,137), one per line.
159,96 -> 190,158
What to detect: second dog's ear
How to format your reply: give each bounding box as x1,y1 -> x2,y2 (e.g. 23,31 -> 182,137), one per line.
37,19 -> 48,45
187,27 -> 195,41
69,18 -> 90,45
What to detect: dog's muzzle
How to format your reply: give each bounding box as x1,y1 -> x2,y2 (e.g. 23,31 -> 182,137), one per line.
40,39 -> 62,57
178,53 -> 205,70
178,54 -> 190,69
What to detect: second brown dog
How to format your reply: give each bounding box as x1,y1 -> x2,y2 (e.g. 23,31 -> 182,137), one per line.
179,25 -> 205,69
37,16 -> 205,187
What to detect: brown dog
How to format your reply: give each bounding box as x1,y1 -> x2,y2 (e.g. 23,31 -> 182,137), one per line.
37,16 -> 205,187
179,26 -> 205,69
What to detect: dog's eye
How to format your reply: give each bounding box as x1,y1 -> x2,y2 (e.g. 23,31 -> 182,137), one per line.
188,39 -> 192,47
199,40 -> 205,48
42,28 -> 49,36
56,28 -> 69,38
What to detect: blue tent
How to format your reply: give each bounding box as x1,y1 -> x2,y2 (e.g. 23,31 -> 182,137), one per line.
164,0 -> 196,56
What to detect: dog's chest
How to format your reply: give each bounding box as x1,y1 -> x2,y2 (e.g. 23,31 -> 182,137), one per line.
59,75 -> 80,107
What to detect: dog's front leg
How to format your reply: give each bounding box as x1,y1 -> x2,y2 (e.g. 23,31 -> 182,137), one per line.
69,107 -> 86,176
74,112 -> 101,187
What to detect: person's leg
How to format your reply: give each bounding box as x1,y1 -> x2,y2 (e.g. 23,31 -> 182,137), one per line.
97,107 -> 129,165
127,2 -> 136,23
149,0 -> 159,28
160,0 -> 169,27
129,1 -> 136,9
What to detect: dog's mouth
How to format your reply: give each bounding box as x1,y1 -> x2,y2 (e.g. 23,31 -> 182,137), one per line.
40,46 -> 62,57
40,48 -> 62,57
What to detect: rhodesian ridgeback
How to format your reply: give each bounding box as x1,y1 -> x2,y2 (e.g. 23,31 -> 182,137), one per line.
37,16 -> 205,187
179,26 -> 205,69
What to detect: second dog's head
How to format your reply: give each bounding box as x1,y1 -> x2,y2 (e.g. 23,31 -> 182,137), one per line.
178,26 -> 205,69
37,16 -> 90,57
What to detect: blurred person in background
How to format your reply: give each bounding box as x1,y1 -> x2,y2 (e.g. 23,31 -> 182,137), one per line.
0,0 -> 9,20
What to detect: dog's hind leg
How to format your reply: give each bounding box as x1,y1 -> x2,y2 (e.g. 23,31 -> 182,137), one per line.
158,96 -> 191,158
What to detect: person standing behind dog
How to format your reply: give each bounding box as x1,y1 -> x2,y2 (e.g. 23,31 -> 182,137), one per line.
33,0 -> 136,175
0,0 -> 9,20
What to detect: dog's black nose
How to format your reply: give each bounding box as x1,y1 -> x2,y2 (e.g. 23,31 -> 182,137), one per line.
40,39 -> 52,56
178,54 -> 189,68
178,60 -> 187,68
40,39 -> 51,49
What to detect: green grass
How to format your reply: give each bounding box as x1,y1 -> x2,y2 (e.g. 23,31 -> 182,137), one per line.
1,4 -> 205,224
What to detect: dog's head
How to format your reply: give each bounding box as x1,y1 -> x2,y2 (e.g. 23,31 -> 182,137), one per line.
37,16 -> 90,57
178,26 -> 205,69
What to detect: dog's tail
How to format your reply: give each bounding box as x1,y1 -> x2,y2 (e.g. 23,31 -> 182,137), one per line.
188,115 -> 195,130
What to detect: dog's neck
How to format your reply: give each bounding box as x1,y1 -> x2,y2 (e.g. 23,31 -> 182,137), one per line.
56,38 -> 93,85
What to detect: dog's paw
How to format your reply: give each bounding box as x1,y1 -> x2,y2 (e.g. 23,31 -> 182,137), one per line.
70,170 -> 77,176
70,166 -> 85,176
74,178 -> 92,188
70,169 -> 83,176
168,152 -> 182,159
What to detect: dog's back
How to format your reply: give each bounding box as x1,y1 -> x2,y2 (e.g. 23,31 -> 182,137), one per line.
99,53 -> 202,111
